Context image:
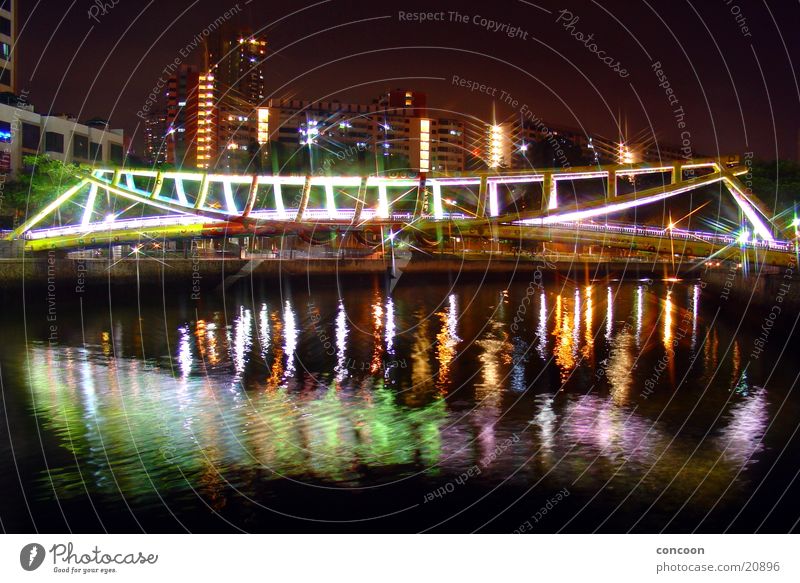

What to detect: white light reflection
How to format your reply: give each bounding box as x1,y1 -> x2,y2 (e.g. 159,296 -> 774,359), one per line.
232,306 -> 253,377
573,288 -> 581,353
717,387 -> 767,466
335,301 -> 348,382
385,297 -> 396,354
635,286 -> 644,347
447,294 -> 459,340
258,303 -> 270,362
283,301 -> 298,381
536,292 -> 548,360
177,326 -> 193,378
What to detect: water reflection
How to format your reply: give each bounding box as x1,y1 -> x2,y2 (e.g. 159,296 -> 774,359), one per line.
435,294 -> 460,393
15,280 -> 773,513
334,301 -> 348,383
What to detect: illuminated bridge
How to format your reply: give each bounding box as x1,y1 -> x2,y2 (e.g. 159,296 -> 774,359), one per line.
4,158 -> 796,266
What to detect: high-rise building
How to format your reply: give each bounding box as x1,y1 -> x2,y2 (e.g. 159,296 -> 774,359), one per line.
192,28 -> 267,170
143,111 -> 168,166
166,64 -> 199,166
263,90 -> 465,175
205,29 -> 267,105
0,0 -> 17,93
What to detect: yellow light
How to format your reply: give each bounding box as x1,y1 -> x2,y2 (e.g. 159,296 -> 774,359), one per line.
257,108 -> 270,145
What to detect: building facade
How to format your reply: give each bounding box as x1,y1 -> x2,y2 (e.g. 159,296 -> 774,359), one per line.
0,101 -> 125,175
194,30 -> 267,170
143,111 -> 168,166
165,64 -> 199,166
0,0 -> 17,93
263,93 -> 465,175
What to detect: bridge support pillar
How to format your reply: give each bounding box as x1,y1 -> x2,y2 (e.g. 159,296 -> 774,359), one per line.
477,176 -> 488,217
413,175 -> 427,219
150,171 -> 164,199
607,170 -> 616,198
352,177 -> 367,223
295,175 -> 312,222
242,175 -> 259,218
488,182 -> 499,217
543,173 -> 557,210
194,174 -> 210,209
671,164 -> 682,184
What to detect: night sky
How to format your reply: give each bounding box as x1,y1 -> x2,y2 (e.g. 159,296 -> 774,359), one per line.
15,0 -> 800,160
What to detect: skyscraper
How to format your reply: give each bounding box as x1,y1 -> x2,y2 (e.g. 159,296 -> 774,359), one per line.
166,64 -> 199,166
193,27 -> 267,170
143,111 -> 168,166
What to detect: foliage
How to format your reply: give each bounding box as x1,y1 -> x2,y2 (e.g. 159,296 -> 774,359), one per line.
0,154 -> 84,218
747,159 -> 800,216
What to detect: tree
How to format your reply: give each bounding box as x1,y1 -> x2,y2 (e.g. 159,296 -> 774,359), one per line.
0,155 -> 83,222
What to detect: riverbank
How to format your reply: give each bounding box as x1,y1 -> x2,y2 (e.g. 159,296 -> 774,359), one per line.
0,252 -> 711,291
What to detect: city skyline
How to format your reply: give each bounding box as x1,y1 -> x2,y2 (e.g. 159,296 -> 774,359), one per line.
11,0 -> 800,163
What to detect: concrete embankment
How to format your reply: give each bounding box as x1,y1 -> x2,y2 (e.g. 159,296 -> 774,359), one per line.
0,253 -> 712,292
703,264 -> 799,308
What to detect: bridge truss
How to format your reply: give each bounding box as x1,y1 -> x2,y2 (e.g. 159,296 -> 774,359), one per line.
4,158 -> 795,265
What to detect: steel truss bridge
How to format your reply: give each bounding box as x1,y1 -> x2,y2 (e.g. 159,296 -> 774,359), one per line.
4,158 -> 796,266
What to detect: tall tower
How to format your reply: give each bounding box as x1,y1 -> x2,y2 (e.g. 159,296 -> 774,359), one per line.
0,0 -> 18,93
166,64 -> 199,166
194,26 -> 267,170
143,112 -> 168,166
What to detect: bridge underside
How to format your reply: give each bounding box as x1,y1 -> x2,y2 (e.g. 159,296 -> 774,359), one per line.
4,159 -> 795,267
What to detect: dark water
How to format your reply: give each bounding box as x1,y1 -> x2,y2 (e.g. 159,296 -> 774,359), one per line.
1,272 -> 799,533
